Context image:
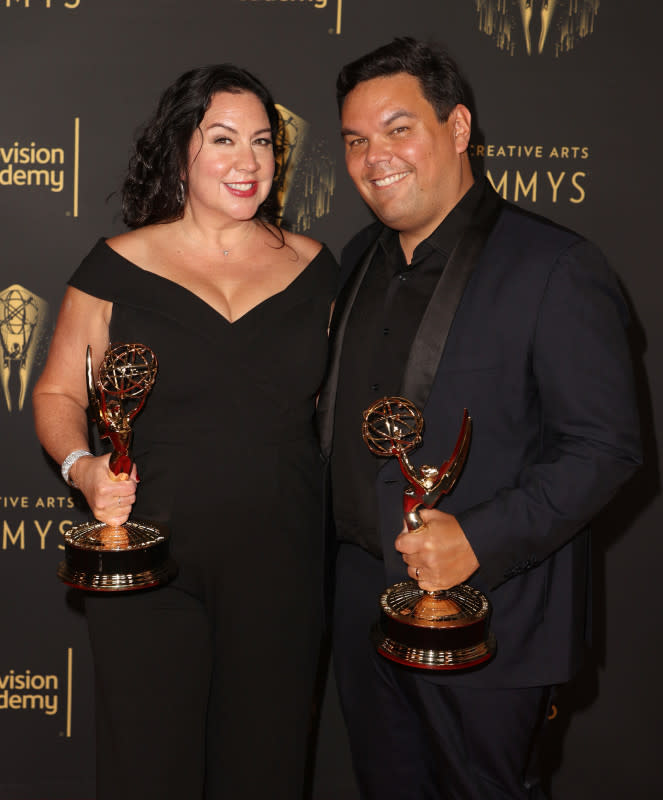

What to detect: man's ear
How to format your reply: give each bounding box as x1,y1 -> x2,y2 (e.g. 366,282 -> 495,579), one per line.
452,104 -> 472,153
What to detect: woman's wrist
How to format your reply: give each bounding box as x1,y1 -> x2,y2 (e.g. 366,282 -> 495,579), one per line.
61,449 -> 93,488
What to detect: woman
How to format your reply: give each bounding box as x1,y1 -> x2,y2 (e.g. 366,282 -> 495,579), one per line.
33,65 -> 337,799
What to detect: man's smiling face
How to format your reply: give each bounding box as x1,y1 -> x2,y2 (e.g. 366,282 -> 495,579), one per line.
341,72 -> 472,245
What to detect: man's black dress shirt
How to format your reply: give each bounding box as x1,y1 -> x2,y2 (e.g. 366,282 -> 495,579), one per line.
331,179 -> 484,557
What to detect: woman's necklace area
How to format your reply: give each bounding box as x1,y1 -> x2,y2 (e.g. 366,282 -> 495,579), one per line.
176,219 -> 259,262
220,221 -> 256,257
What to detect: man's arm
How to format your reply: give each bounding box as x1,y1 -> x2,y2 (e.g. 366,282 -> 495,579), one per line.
397,239 -> 642,590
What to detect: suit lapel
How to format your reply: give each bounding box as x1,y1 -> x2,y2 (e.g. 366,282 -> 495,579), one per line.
318,182 -> 503,459
317,239 -> 379,458
401,182 -> 503,410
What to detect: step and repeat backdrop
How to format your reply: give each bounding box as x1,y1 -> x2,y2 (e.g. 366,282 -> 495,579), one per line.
1,2 -> 660,798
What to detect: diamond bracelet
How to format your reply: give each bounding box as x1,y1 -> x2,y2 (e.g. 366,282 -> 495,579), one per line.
61,449 -> 93,488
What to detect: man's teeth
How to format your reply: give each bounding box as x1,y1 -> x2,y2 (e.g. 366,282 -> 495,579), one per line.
374,172 -> 408,187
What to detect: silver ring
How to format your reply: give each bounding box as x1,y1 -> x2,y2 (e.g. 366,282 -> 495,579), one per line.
117,497 -> 121,506
415,567 -> 420,579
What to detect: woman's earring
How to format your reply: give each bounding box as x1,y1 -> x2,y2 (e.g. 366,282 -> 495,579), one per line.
177,180 -> 186,207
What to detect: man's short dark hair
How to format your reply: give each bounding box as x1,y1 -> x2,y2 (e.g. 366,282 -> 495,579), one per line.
336,37 -> 467,123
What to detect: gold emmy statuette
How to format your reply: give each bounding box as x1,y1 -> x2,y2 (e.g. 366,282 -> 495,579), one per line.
362,397 -> 495,670
57,343 -> 176,591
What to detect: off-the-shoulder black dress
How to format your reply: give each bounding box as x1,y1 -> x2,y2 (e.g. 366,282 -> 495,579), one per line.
69,238 -> 337,799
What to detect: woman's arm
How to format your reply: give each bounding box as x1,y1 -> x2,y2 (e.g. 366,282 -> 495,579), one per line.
33,287 -> 137,526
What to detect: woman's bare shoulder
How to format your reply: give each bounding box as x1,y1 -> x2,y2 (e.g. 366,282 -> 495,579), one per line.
106,225 -> 169,264
281,230 -> 323,264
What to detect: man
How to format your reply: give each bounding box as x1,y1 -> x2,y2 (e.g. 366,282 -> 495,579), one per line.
317,38 -> 641,799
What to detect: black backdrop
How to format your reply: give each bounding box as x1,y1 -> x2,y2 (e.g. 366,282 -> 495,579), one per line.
1,2 -> 661,797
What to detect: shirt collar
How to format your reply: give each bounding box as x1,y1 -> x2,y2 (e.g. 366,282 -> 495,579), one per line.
378,176 -> 486,263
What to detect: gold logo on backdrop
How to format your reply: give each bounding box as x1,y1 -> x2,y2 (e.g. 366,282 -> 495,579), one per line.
0,284 -> 48,412
0,668 -> 58,716
275,104 -> 335,232
2,1 -> 80,9
469,142 -> 590,205
0,141 -> 65,193
474,0 -> 600,56
238,0 -> 342,35
0,649 -> 74,736
0,119 -> 80,216
240,0 -> 328,9
1,493 -> 77,553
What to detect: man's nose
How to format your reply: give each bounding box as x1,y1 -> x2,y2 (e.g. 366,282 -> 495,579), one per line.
364,138 -> 392,167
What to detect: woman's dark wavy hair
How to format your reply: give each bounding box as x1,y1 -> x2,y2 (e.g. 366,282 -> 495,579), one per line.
336,37 -> 467,123
122,64 -> 284,229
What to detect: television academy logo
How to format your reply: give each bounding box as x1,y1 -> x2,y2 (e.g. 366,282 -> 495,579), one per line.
474,0 -> 600,57
0,141 -> 65,193
0,284 -> 49,413
239,0 -> 343,35
0,648 -> 75,736
240,0 -> 328,8
0,669 -> 58,716
0,118 -> 81,217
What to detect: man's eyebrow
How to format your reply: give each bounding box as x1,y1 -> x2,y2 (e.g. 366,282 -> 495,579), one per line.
340,109 -> 417,138
383,109 -> 417,126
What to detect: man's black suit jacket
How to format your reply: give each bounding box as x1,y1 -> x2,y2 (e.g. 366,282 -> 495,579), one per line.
318,183 -> 642,688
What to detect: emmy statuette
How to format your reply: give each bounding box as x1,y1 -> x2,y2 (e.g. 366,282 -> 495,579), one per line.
362,396 -> 495,670
57,343 -> 176,591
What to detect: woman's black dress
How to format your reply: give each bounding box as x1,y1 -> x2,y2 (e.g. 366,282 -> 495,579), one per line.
68,239 -> 337,799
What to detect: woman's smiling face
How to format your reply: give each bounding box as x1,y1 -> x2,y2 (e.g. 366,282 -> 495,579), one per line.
185,90 -> 275,223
